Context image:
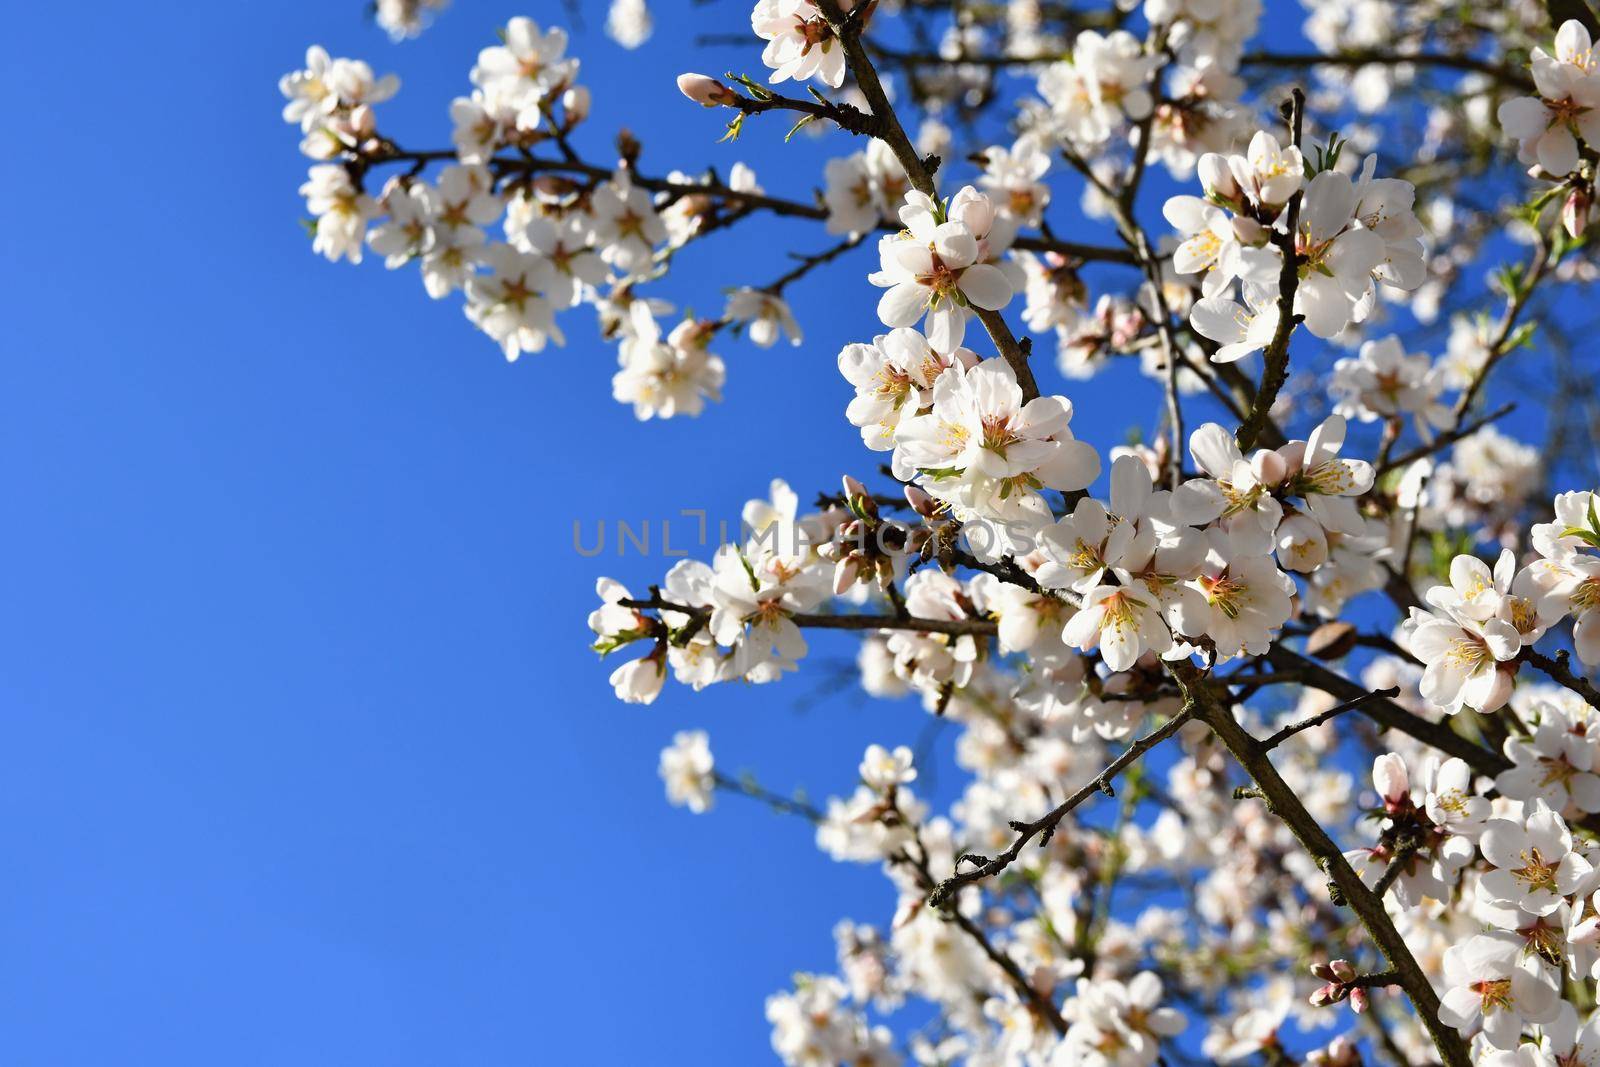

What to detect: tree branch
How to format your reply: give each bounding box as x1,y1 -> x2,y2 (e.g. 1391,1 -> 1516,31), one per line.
1189,672 -> 1472,1067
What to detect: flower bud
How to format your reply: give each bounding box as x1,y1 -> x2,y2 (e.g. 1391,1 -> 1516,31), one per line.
834,557 -> 860,595
1349,987 -> 1369,1014
1198,152 -> 1241,206
677,73 -> 737,108
1231,215 -> 1269,247
1564,185 -> 1592,240
562,85 -> 591,125
904,484 -> 938,518
1253,447 -> 1289,487
1373,753 -> 1409,806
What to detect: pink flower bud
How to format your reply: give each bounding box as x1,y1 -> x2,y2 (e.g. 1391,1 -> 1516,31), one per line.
904,485 -> 938,518
1373,753 -> 1409,806
834,557 -> 859,595
677,73 -> 736,108
1564,186 -> 1591,240
1349,987 -> 1368,1014
1253,447 -> 1289,486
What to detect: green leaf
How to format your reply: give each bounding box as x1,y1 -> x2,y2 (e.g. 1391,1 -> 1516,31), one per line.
718,113 -> 746,144
785,114 -> 816,142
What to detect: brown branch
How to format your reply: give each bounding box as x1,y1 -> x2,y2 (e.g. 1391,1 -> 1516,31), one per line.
1376,402 -> 1516,476
1261,686 -> 1403,749
617,596 -> 999,638
1263,645 -> 1511,777
1520,647 -> 1600,710
1240,49 -> 1534,92
926,704 -> 1197,906
812,0 -> 1042,401
1188,668 -> 1472,1067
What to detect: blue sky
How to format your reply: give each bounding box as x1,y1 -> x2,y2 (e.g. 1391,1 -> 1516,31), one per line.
1,2 -> 1552,1064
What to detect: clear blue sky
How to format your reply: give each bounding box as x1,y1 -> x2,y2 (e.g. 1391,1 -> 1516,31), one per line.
1,2 -> 1543,1064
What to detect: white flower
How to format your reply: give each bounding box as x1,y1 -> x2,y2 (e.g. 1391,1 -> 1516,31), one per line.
522,214 -> 606,307
838,328 -> 975,451
1330,335 -> 1451,436
368,179 -> 436,268
709,542 -> 828,682
1425,757 -> 1490,839
1278,415 -> 1375,539
589,173 -> 667,277
1168,423 -> 1286,555
471,17 -> 577,114
449,92 -> 514,163
859,744 -> 916,791
606,0 -> 653,49
1037,30 -> 1159,144
725,288 -> 802,347
752,0 -> 847,88
1480,803 -> 1594,916
1404,603 -> 1520,715
609,655 -> 665,703
1533,490 -> 1600,559
1038,495 -> 1137,593
1293,169 -> 1388,338
1162,194 -> 1276,298
432,164 -> 502,240
612,305 -> 725,419
660,730 -> 715,812
1190,281 -> 1280,363
1188,529 -> 1295,660
300,165 -> 379,264
1064,583 -> 1174,672
375,0 -> 449,41
1437,932 -> 1560,1048
892,358 -> 1100,512
1224,132 -> 1304,212
1058,971 -> 1186,1065
977,140 -> 1051,224
465,243 -> 564,360
1497,21 -> 1600,176
1498,701 -> 1600,813
823,141 -> 909,235
1352,156 -> 1427,290
870,190 -> 1015,354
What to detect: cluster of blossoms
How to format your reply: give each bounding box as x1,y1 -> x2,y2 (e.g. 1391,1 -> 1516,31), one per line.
373,0 -> 449,40
281,22 -> 802,416
293,4 -> 1600,1065
1169,133 -> 1427,358
1497,20 -> 1598,236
